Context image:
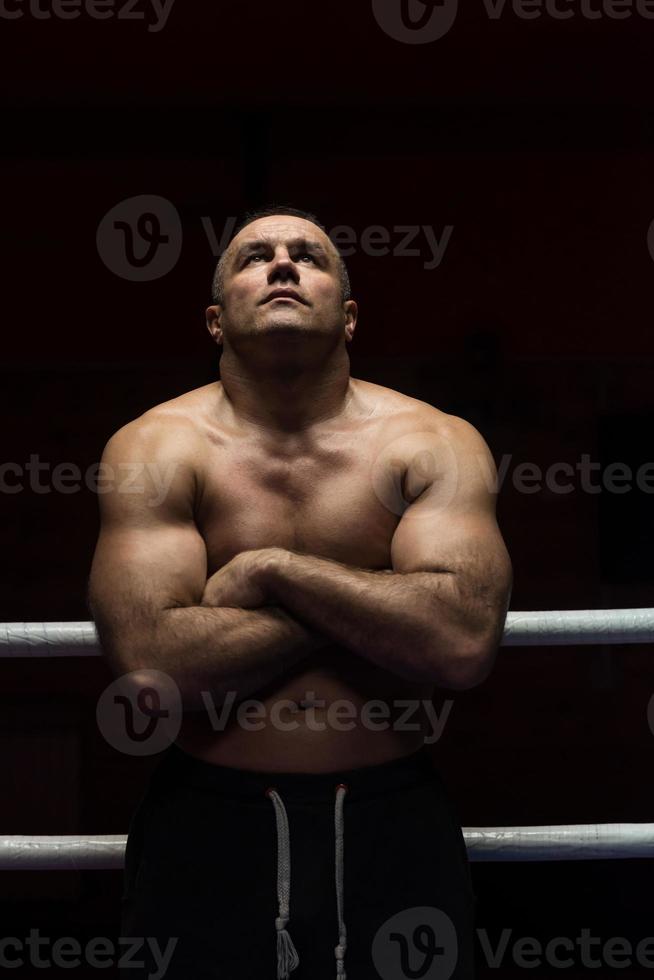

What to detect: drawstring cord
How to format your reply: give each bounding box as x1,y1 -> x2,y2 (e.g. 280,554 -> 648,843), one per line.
265,782 -> 349,980
334,783 -> 348,979
265,788 -> 300,979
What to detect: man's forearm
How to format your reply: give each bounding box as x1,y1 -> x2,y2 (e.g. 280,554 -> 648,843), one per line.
106,604 -> 324,712
262,551 -> 496,689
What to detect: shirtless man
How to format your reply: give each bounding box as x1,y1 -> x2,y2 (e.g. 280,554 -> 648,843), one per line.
89,206 -> 512,980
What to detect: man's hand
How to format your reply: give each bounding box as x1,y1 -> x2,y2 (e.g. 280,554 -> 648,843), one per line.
201,548 -> 288,609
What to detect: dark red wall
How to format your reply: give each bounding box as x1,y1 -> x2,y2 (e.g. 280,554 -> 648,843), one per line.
1,3 -> 653,974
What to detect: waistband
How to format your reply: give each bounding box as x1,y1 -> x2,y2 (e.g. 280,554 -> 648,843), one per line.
152,741 -> 438,805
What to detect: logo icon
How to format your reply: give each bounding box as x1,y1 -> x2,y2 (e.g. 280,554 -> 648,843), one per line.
647,219 -> 654,264
372,0 -> 458,43
372,906 -> 458,979
96,669 -> 182,756
370,430 -> 460,519
96,194 -> 182,281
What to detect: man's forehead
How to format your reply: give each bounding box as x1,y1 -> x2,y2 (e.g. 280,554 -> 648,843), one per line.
229,216 -> 334,256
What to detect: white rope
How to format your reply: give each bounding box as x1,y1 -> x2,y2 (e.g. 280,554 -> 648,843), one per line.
0,836 -> 126,870
502,608 -> 654,646
1,825 -> 652,870
0,622 -> 99,657
0,609 -> 653,657
464,823 -> 654,861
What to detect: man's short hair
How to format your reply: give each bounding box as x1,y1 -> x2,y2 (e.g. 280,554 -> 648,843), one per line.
211,205 -> 352,306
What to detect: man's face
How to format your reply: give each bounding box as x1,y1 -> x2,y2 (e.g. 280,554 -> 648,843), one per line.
206,215 -> 356,353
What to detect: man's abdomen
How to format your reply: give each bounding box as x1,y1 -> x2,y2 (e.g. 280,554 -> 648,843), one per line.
175,652 -> 435,772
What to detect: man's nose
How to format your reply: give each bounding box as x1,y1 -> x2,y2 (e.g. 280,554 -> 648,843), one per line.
268,253 -> 300,283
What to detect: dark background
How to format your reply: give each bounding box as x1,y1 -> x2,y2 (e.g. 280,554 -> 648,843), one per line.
1,1 -> 653,976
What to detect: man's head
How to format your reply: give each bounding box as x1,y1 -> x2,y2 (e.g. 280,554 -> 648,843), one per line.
206,207 -> 357,363
211,207 -> 351,307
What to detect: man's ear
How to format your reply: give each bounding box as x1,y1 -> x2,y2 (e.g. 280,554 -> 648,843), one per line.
343,300 -> 358,344
206,305 -> 223,346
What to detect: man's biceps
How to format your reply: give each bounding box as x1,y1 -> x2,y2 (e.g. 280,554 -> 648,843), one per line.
127,523 -> 207,569
390,517 -> 454,574
98,474 -> 188,523
98,453 -> 196,522
391,509 -> 504,575
93,546 -> 205,614
95,522 -> 206,580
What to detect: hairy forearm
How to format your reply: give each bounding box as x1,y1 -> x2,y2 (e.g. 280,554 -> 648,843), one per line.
263,551 -> 496,688
97,603 -> 324,712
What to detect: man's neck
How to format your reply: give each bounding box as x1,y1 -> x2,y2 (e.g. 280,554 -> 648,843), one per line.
217,349 -> 354,435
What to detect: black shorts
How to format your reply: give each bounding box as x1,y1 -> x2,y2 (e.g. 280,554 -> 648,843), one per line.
120,742 -> 476,980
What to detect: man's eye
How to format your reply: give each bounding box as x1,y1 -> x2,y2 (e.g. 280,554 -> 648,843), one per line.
298,253 -> 315,263
246,254 -> 265,264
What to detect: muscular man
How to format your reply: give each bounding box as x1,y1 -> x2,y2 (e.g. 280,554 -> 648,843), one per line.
89,206 -> 512,980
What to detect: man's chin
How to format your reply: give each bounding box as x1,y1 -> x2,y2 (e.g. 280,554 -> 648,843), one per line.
257,319 -> 310,337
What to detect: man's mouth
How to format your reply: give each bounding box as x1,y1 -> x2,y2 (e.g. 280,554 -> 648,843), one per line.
262,289 -> 307,304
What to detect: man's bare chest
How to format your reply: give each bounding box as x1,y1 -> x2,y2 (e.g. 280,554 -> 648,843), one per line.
195,432 -> 401,574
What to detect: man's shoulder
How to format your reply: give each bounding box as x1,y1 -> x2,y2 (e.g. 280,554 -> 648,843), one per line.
359,382 -> 496,503
357,378 -> 485,445
103,383 -> 217,461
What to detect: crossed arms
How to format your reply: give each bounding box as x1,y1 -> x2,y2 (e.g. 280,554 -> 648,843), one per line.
88,411 -> 513,710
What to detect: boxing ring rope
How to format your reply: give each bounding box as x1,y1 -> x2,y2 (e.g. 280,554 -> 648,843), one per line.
1,609 -> 653,867
1,607 -> 654,657
1,824 -> 653,871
